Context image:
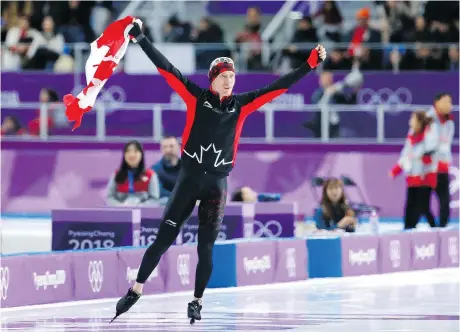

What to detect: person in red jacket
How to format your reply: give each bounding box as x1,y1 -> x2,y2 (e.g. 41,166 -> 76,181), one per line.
390,111 -> 438,229
106,140 -> 160,206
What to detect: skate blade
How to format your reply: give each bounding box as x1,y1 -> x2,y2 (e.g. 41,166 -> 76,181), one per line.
109,314 -> 119,324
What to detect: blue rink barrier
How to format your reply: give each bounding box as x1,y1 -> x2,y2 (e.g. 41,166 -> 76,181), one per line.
1,228 -> 458,308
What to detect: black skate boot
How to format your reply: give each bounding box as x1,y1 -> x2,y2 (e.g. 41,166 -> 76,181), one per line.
110,288 -> 141,323
187,300 -> 202,325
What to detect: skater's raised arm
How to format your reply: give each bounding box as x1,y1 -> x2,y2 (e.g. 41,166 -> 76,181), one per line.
129,22 -> 203,101
237,45 -> 326,115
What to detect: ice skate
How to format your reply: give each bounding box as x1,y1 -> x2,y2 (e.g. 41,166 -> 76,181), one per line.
110,288 -> 141,323
187,300 -> 202,325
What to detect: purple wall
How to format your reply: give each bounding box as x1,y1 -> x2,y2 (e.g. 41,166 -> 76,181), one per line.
2,141 -> 459,218
1,72 -> 458,139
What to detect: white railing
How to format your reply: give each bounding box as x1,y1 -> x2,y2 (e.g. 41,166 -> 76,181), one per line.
2,102 -> 458,144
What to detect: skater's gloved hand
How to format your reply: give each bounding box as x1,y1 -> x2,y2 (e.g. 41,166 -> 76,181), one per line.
307,44 -> 327,69
129,21 -> 143,41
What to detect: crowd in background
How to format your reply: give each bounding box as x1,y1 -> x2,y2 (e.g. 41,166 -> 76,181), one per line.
1,0 -> 458,72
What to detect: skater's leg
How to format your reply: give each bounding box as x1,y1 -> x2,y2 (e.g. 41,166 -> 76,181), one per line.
112,169 -> 202,322
188,174 -> 227,323
134,169 -> 201,292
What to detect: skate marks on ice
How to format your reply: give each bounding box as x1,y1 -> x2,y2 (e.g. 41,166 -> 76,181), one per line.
1,269 -> 459,331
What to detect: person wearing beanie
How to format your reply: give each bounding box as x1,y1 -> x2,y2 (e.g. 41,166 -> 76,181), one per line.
112,20 -> 326,325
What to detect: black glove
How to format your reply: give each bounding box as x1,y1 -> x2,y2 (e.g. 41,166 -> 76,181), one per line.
129,22 -> 143,39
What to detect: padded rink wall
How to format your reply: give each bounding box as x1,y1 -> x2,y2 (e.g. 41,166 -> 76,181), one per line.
1,228 -> 459,308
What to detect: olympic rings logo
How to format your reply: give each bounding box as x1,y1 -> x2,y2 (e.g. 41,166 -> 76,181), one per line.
358,88 -> 412,105
389,240 -> 401,269
177,254 -> 190,286
88,260 -> 104,293
253,220 -> 283,238
0,267 -> 9,300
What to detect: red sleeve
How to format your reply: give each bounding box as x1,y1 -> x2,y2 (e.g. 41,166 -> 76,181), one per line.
390,164 -> 403,177
237,49 -> 321,117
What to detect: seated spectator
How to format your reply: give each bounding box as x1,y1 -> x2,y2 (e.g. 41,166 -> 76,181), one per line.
234,6 -> 264,71
193,17 -> 230,70
2,15 -> 39,71
163,15 -> 192,43
282,16 -> 319,68
231,186 -> 281,203
303,71 -> 360,138
52,0 -> 95,43
151,135 -> 181,199
322,48 -> 352,71
313,0 -> 343,42
314,178 -> 357,232
448,45 -> 459,71
1,1 -> 33,42
27,88 -> 61,136
1,115 -> 26,136
107,140 -> 160,206
23,16 -> 64,70
423,0 -> 459,43
375,1 -> 418,43
345,7 -> 382,70
400,43 -> 448,71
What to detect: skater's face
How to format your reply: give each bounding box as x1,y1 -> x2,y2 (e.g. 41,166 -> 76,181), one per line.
124,144 -> 142,168
435,95 -> 452,115
326,184 -> 343,203
212,71 -> 235,97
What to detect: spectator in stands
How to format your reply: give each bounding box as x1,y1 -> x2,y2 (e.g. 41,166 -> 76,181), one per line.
400,42 -> 447,71
448,45 -> 459,71
231,186 -> 281,203
375,1 -> 419,43
163,15 -> 192,43
313,1 -> 343,42
423,0 -> 459,43
303,71 -> 359,138
52,0 -> 96,43
389,111 -> 437,229
2,15 -> 38,71
345,7 -> 382,71
1,1 -> 33,42
23,16 -> 64,70
107,140 -> 160,206
282,16 -> 318,68
193,17 -> 230,70
151,135 -> 181,200
413,16 -> 431,42
235,6 -> 264,70
314,178 -> 357,232
29,88 -> 62,136
323,48 -> 352,71
1,115 -> 26,136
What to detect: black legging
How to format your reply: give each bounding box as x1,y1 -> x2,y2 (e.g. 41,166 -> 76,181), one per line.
404,186 -> 436,229
435,173 -> 451,227
136,167 -> 227,298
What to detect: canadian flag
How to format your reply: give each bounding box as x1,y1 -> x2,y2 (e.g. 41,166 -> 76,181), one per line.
64,16 -> 142,131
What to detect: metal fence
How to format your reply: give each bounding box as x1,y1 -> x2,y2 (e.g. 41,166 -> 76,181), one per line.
2,102 -> 458,144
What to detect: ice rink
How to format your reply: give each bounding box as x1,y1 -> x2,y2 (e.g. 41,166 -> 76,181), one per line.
1,268 -> 458,332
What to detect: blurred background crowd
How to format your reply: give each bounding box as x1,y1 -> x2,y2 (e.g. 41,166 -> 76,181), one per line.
1,0 -> 458,72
